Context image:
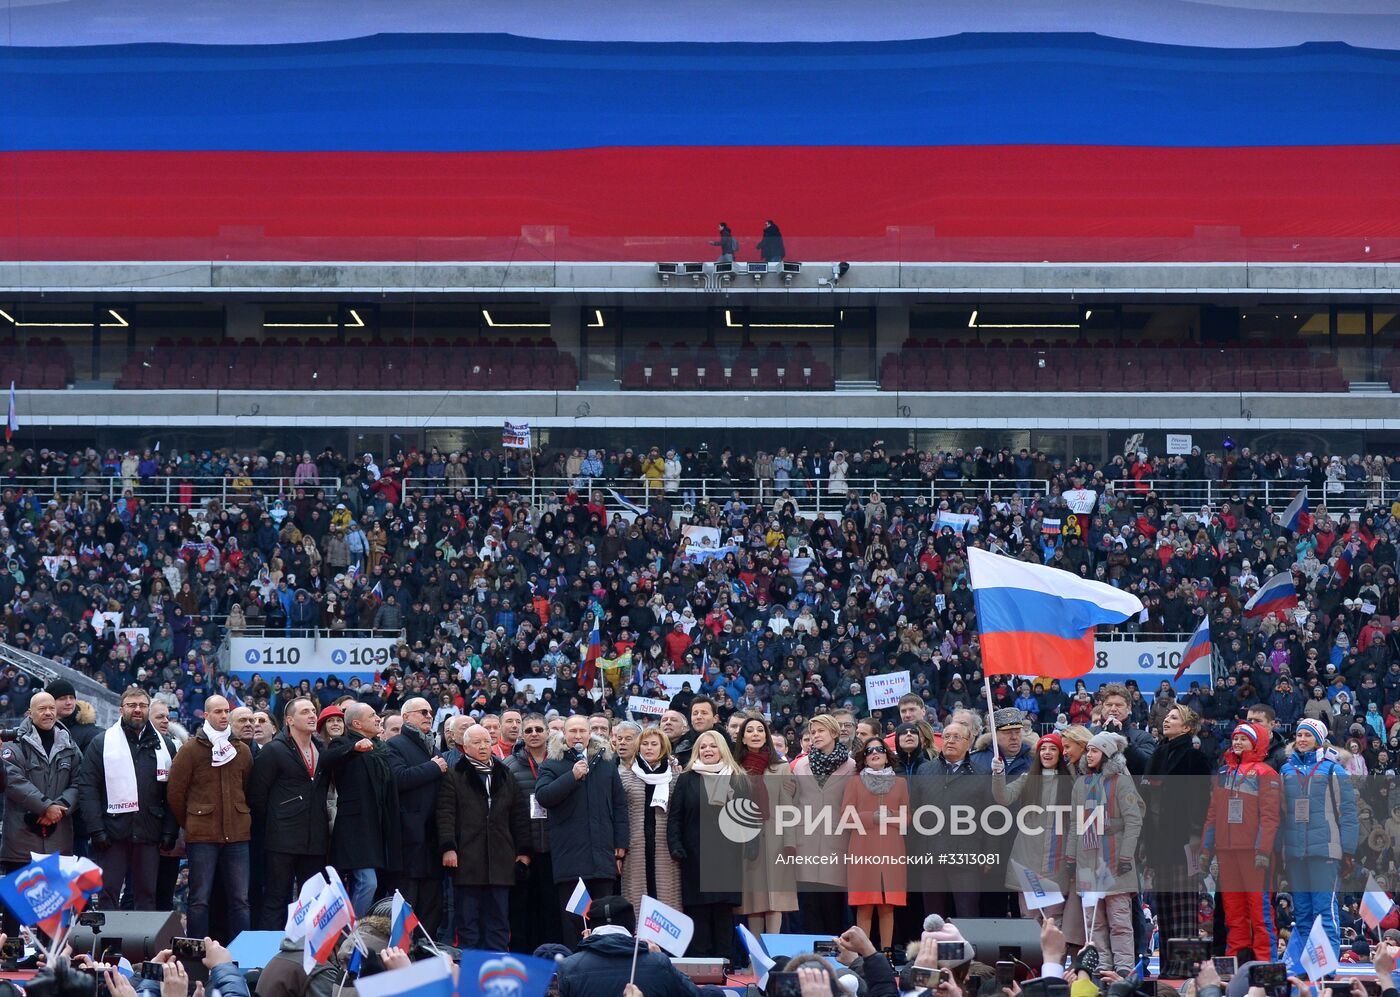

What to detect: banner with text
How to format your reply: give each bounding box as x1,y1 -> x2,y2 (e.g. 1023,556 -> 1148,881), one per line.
230,636 -> 400,681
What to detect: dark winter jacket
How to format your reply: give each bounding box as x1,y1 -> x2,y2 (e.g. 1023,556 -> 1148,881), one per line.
436,755 -> 530,887
386,726 -> 444,879
322,730 -> 401,872
1139,731 -> 1213,872
556,929 -> 701,997
1,718 -> 81,861
534,733 -> 628,883
503,742 -> 551,854
75,721 -> 178,845
667,768 -> 753,907
247,730 -> 329,857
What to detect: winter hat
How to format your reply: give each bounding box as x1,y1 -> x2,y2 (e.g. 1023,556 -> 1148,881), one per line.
532,943 -> 572,964
1036,732 -> 1065,755
1231,723 -> 1260,746
1087,731 -> 1127,757
317,705 -> 345,726
45,679 -> 76,700
920,914 -> 974,966
586,895 -> 634,932
1296,717 -> 1329,746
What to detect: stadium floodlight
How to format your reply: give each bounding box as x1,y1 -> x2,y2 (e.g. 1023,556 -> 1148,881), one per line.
656,262 -> 679,285
682,262 -> 705,285
715,261 -> 734,285
748,262 -> 771,285
782,261 -> 802,285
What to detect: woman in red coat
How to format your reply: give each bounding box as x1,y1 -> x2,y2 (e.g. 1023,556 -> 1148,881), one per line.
1202,721 -> 1282,958
840,737 -> 909,950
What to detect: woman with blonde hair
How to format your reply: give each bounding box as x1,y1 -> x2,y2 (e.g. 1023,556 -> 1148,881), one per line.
669,730 -> 753,957
790,713 -> 855,935
736,715 -> 798,936
618,725 -> 682,914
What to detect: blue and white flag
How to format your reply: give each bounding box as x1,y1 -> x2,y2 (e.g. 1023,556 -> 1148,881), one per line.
737,924 -> 776,989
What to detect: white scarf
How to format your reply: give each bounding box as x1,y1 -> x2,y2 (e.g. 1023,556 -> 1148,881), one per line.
203,721 -> 236,767
630,760 -> 673,811
103,722 -> 171,814
689,761 -> 733,806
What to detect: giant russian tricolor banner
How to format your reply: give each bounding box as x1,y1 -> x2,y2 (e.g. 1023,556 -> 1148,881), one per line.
3,0 -> 1399,263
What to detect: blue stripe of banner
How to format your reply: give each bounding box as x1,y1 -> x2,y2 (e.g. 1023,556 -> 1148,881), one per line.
973,586 -> 1131,641
3,33 -> 1400,151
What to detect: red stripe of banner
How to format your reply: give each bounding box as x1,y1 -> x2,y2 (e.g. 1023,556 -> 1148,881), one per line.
980,630 -> 1098,680
3,146 -> 1399,262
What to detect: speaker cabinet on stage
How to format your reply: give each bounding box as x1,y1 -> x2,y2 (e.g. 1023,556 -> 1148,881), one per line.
945,918 -> 1045,966
66,911 -> 183,964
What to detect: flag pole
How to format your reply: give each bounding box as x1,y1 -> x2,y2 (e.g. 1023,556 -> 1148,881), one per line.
628,930 -> 642,987
983,675 -> 1000,760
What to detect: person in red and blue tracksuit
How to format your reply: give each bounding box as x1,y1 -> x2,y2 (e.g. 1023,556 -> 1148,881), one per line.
1279,717 -> 1358,960
1203,721 -> 1281,958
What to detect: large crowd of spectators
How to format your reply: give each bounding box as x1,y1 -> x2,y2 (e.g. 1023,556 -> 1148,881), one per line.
5,437 -> 1400,990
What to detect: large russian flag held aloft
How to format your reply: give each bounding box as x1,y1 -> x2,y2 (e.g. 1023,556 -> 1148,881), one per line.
1243,570 -> 1299,620
968,547 -> 1144,679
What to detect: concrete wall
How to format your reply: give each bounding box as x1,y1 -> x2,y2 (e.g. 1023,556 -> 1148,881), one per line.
10,386 -> 1400,429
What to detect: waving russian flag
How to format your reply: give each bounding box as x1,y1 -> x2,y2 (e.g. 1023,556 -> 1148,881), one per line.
1281,490 -> 1312,533
388,891 -> 420,951
1361,876 -> 1395,930
565,878 -> 591,919
968,547 -> 1144,679
1244,570 -> 1299,619
1175,617 -> 1212,682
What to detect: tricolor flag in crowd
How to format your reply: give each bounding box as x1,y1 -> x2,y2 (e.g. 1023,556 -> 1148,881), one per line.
1331,541 -> 1359,588
968,547 -> 1144,679
1281,489 -> 1312,533
389,891 -> 420,950
566,878 -> 591,919
1175,616 -> 1212,682
579,615 -> 602,691
1361,876 -> 1395,930
1243,569 -> 1298,619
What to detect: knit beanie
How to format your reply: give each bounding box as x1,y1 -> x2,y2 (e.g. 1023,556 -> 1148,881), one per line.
1036,732 -> 1065,755
1231,723 -> 1260,746
921,914 -> 974,966
1086,731 -> 1127,757
1296,717 -> 1329,747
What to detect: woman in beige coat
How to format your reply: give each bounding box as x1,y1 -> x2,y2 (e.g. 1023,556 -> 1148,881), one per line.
617,724 -> 683,913
735,715 -> 798,934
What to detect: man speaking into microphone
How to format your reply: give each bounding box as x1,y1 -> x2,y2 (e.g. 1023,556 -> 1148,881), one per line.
535,713 -> 629,947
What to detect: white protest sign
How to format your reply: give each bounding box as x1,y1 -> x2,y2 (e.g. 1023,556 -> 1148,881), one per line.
628,696 -> 670,717
1166,434 -> 1193,455
865,671 -> 911,710
1063,488 -> 1098,515
655,674 -> 704,699
515,677 -> 556,702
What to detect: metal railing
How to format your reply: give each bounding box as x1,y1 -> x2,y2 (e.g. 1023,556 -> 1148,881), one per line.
401,476 -> 1051,517
0,642 -> 121,726
1101,477 -> 1398,511
0,475 -> 342,507
4,468 -> 1391,518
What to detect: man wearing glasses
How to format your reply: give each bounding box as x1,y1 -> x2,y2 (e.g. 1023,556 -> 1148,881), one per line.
387,697 -> 449,938
913,719 -> 992,919
504,714 -> 559,953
